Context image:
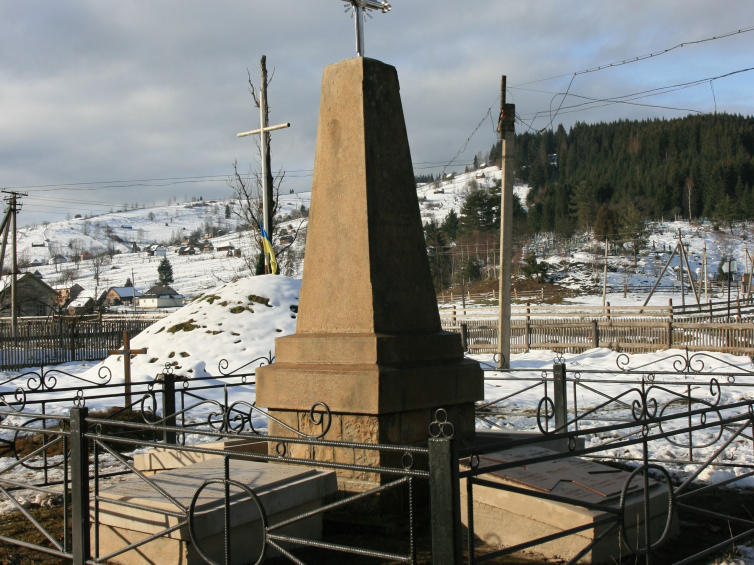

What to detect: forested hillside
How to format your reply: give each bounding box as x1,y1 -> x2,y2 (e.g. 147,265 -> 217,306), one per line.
488,113 -> 754,235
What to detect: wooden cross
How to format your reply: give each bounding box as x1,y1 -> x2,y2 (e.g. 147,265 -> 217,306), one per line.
108,332 -> 148,408
341,0 -> 391,57
237,73 -> 291,274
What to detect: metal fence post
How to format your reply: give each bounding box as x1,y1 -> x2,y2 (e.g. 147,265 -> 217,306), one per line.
70,407 -> 90,565
161,371 -> 177,444
429,437 -> 462,565
553,363 -> 567,433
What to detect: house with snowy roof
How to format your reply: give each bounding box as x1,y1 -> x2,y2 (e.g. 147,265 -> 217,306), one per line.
99,286 -> 141,306
67,294 -> 95,315
137,285 -> 183,309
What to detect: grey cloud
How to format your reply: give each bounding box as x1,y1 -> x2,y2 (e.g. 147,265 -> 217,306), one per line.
1,0 -> 753,224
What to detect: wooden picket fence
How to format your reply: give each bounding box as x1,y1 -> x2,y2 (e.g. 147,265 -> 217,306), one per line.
0,313 -> 167,370
443,301 -> 754,356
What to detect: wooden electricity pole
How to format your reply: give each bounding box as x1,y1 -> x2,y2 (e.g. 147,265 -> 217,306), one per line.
0,191 -> 25,339
497,76 -> 515,370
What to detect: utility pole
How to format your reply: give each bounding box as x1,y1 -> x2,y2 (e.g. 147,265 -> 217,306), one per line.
602,238 -> 609,312
497,76 -> 515,370
237,56 -> 291,275
1,191 -> 25,339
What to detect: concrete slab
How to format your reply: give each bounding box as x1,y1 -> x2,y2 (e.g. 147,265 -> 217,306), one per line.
133,438 -> 268,475
461,446 -> 677,564
92,459 -> 337,565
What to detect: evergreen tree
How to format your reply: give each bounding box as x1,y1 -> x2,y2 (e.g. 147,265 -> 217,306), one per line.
225,204 -> 231,219
570,182 -> 597,232
124,278 -> 133,287
594,204 -> 619,243
254,252 -> 266,275
425,221 -> 450,291
521,252 -> 549,283
157,258 -> 174,285
441,209 -> 459,241
459,190 -> 497,236
473,155 -> 479,170
621,204 -> 646,267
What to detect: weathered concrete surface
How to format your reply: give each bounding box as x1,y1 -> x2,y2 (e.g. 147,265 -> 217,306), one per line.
460,447 -> 678,564
294,57 -> 440,335
256,57 -> 483,494
133,438 -> 268,475
92,459 -> 336,564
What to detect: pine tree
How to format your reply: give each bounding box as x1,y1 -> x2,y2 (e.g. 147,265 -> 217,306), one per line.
441,209 -> 459,241
521,252 -> 549,283
594,204 -> 619,243
473,155 -> 479,170
125,278 -> 133,287
157,258 -> 174,285
225,204 -> 231,219
459,191 -> 497,236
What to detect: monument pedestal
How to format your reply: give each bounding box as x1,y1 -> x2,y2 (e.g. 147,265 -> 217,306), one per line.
256,57 -> 483,496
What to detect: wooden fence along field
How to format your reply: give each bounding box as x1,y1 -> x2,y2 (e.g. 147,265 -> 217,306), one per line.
0,314 -> 167,370
442,300 -> 754,355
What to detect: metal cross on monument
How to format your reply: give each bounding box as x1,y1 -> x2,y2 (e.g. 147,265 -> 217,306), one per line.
340,0 -> 391,57
107,332 -> 148,408
237,59 -> 291,274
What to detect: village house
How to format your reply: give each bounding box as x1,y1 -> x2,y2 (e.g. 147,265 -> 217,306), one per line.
137,285 -> 183,309
99,286 -> 140,307
79,250 -> 93,262
216,242 -> 235,256
56,283 -> 84,310
201,242 -> 214,253
178,246 -> 195,256
0,273 -> 60,317
145,244 -> 167,257
67,294 -> 96,315
49,255 -> 68,266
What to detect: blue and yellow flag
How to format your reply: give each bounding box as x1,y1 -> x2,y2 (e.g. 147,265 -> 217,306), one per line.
260,222 -> 278,274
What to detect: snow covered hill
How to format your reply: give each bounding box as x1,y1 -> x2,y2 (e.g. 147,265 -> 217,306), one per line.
7,193 -> 311,302
83,275 -> 301,381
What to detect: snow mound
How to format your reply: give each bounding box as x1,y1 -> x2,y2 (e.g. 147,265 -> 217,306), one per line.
86,275 -> 301,382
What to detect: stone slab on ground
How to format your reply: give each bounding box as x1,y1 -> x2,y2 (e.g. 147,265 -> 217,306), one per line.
475,430 -> 586,452
133,437 -> 268,475
461,445 -> 677,564
92,458 -> 337,565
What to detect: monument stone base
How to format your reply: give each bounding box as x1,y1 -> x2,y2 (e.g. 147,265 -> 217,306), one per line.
461,446 -> 678,564
92,459 -> 337,565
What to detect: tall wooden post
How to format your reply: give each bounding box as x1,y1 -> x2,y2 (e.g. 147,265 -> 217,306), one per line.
260,56 -> 272,274
497,76 -> 515,369
10,193 -> 17,339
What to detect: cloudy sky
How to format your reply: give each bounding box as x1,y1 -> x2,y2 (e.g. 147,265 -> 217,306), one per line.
2,1 -> 754,225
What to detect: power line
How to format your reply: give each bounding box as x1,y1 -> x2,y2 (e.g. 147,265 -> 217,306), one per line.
452,24 -> 754,141
517,65 -> 754,127
510,24 -> 754,88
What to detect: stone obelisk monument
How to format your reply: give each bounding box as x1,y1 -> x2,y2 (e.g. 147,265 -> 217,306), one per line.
256,57 -> 483,492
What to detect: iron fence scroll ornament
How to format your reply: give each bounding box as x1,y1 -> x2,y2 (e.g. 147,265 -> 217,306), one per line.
429,408 -> 454,439
188,478 -> 269,565
617,348 -> 754,375
217,352 -> 274,377
618,464 -> 675,555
